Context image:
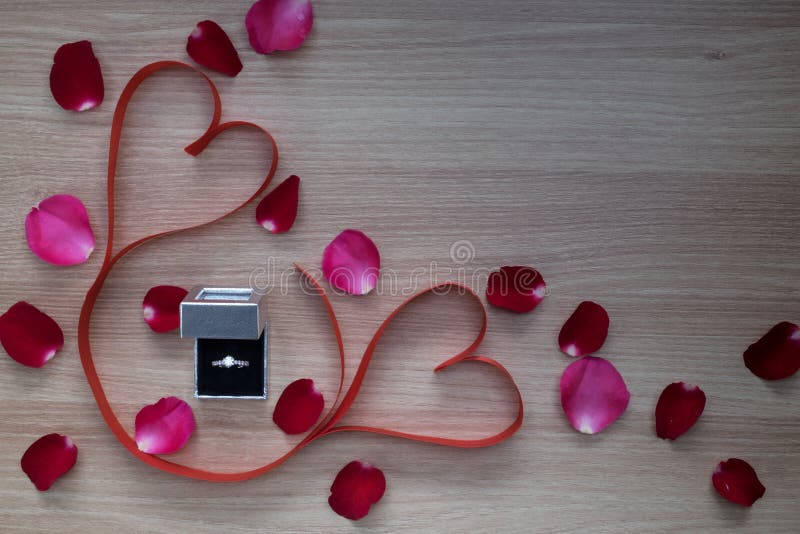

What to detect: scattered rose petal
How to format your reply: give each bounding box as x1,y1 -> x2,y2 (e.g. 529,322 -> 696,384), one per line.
322,229 -> 380,295
49,40 -> 104,111
0,302 -> 64,368
186,20 -> 243,77
256,174 -> 299,233
143,286 -> 188,333
329,461 -> 386,520
558,301 -> 609,356
135,397 -> 195,454
246,0 -> 314,54
655,382 -> 706,440
712,458 -> 766,506
25,194 -> 95,266
273,378 -> 324,434
486,265 -> 546,313
20,433 -> 78,491
560,356 -> 630,434
743,321 -> 800,380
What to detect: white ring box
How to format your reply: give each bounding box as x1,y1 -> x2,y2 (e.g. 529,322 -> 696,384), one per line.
180,287 -> 268,399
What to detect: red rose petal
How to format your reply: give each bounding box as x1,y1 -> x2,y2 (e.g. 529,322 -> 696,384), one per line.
0,302 -> 64,368
186,20 -> 243,77
558,301 -> 609,356
272,378 -> 324,434
322,229 -> 380,295
256,174 -> 299,233
329,461 -> 386,520
21,433 -> 78,491
712,458 -> 766,506
655,382 -> 706,440
25,194 -> 95,266
142,285 -> 188,333
486,265 -> 546,313
246,0 -> 314,54
49,40 -> 104,111
135,397 -> 196,454
743,321 -> 800,380
560,356 -> 630,434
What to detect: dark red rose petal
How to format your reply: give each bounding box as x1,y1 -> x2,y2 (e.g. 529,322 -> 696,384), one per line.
329,461 -> 386,520
655,382 -> 706,440
186,20 -> 243,77
21,433 -> 78,491
142,286 -> 188,333
246,0 -> 314,55
256,174 -> 299,233
558,301 -> 609,356
135,397 -> 196,454
49,40 -> 104,111
273,378 -> 324,434
0,302 -> 64,368
486,265 -> 546,313
712,458 -> 766,507
743,321 -> 800,380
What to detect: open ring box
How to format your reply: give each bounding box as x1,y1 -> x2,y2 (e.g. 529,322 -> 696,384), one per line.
180,287 -> 268,399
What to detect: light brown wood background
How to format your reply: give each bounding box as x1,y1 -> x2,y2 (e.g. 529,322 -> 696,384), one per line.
1,1 -> 798,532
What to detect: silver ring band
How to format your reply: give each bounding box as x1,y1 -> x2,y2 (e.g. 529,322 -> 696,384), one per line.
212,355 -> 250,368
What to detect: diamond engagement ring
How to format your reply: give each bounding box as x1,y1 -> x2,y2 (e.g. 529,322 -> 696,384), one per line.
211,355 -> 250,368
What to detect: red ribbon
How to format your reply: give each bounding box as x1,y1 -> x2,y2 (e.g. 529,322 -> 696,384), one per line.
78,61 -> 524,482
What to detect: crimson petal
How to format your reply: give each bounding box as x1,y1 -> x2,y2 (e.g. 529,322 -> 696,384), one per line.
558,301 -> 609,356
560,356 -> 630,434
49,40 -> 104,111
486,265 -> 546,313
273,378 -> 324,434
322,229 -> 380,295
712,458 -> 766,506
143,286 -> 188,333
743,321 -> 800,380
21,433 -> 78,491
0,302 -> 64,368
186,20 -> 243,77
246,0 -> 314,54
329,461 -> 386,520
655,382 -> 706,440
135,397 -> 196,454
256,174 -> 300,233
25,194 -> 95,266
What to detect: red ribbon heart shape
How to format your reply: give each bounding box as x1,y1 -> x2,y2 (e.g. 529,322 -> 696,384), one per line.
78,61 -> 523,482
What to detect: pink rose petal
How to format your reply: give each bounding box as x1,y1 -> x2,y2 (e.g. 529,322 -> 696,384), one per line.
655,382 -> 706,440
322,229 -> 380,295
49,40 -> 104,111
486,265 -> 546,313
558,301 -> 609,357
712,458 -> 766,507
256,174 -> 299,233
560,356 -> 630,434
743,321 -> 800,380
142,286 -> 188,333
273,378 -> 324,434
135,397 -> 196,454
246,0 -> 314,54
25,194 -> 95,266
0,302 -> 64,368
21,433 -> 78,491
329,461 -> 386,520
186,20 -> 243,77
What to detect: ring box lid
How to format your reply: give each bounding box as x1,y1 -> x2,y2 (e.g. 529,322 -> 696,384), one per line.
180,286 -> 267,340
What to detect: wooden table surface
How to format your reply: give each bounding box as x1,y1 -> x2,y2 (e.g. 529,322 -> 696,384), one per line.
1,1 -> 798,532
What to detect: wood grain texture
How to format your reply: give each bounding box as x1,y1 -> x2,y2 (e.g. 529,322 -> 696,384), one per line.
1,1 -> 799,532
